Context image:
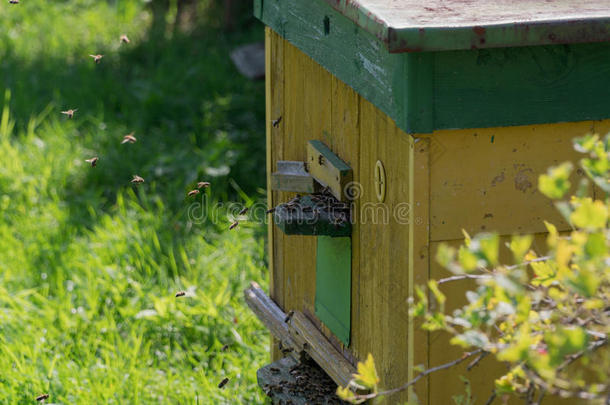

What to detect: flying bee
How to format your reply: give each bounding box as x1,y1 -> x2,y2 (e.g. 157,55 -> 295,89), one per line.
120,34 -> 130,44
229,221 -> 239,230
35,394 -> 49,402
218,377 -> 229,389
271,116 -> 282,127
9,0 -> 19,4
197,181 -> 210,189
175,291 -> 186,297
284,310 -> 294,323
61,109 -> 78,119
89,54 -> 104,64
266,207 -> 276,214
238,207 -> 248,216
131,175 -> 145,184
187,189 -> 200,197
85,157 -> 98,167
221,344 -> 229,352
121,133 -> 137,144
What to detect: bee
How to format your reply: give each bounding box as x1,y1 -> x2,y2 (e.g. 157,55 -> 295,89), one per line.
121,133 -> 137,144
120,34 -> 130,44
266,207 -> 276,214
175,291 -> 186,297
8,0 -> 19,4
89,54 -> 104,64
218,377 -> 229,389
284,310 -> 294,323
229,221 -> 239,230
197,181 -> 210,189
238,207 -> 248,216
35,394 -> 49,402
187,189 -> 200,197
271,116 -> 282,128
270,367 -> 280,374
85,157 -> 98,167
61,109 -> 78,119
131,175 -> 145,184
221,344 -> 229,352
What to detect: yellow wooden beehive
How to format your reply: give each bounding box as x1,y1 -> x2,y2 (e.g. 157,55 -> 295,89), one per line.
244,1 -> 610,403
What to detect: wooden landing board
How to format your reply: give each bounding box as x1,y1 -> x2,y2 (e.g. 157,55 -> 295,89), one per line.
244,283 -> 357,388
324,0 -> 610,52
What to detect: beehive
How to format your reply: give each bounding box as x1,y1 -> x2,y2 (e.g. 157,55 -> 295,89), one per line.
245,1 -> 610,403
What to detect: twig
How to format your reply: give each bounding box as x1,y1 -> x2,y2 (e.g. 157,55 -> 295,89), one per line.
351,349 -> 483,402
534,389 -> 546,405
466,351 -> 489,371
484,391 -> 496,405
438,256 -> 551,285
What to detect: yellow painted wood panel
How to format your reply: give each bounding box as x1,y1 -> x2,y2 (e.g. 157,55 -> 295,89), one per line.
410,138 -> 430,404
427,120 -> 610,242
266,27 -> 284,361
359,97 -> 412,404
281,37 -> 331,318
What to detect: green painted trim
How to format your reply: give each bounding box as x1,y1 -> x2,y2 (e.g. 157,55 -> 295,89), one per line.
433,42 -> 610,131
323,0 -> 610,53
315,236 -> 351,346
256,0 -> 610,133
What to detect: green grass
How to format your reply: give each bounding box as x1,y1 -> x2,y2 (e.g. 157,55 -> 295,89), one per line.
0,1 -> 269,403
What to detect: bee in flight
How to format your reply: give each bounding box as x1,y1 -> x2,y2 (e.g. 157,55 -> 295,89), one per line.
229,221 -> 239,230
175,291 -> 186,297
131,175 -> 145,184
121,133 -> 137,144
61,109 -> 78,119
35,394 -> 49,402
238,207 -> 248,216
120,34 -> 130,44
89,54 -> 104,64
9,0 -> 19,4
218,378 -> 229,389
85,157 -> 98,167
197,181 -> 210,189
187,190 -> 200,197
271,116 -> 282,127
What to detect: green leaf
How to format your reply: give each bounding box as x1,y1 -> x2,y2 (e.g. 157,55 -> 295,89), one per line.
545,327 -> 588,367
458,246 -> 478,272
353,353 -> 379,389
538,162 -> 573,199
570,198 -> 608,230
509,234 -> 533,264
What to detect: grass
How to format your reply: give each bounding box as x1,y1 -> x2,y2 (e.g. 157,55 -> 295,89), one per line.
0,1 -> 269,403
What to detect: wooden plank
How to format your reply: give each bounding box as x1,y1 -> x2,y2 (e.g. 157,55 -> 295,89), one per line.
427,120 -> 610,242
266,27 -> 285,361
409,137 -> 431,404
306,140 -> 353,201
289,311 -> 357,388
282,39 -> 332,316
244,284 -> 357,389
358,97 -> 412,404
323,0 -> 610,53
244,282 -> 298,355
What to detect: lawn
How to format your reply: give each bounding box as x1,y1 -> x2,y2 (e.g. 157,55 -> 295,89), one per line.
0,1 -> 269,403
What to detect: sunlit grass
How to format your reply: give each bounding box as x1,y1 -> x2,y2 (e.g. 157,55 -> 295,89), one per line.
0,1 -> 267,403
